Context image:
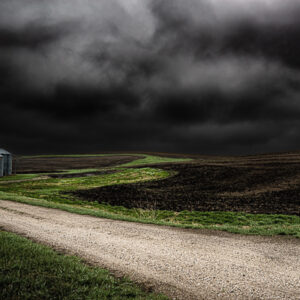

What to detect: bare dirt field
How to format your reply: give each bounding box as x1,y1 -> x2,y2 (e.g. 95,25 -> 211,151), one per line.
72,153 -> 300,215
0,200 -> 299,300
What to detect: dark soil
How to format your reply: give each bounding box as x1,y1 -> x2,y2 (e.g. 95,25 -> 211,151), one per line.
15,155 -> 142,173
72,157 -> 300,216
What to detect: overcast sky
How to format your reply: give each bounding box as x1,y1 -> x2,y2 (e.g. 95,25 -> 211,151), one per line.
1,0 -> 300,155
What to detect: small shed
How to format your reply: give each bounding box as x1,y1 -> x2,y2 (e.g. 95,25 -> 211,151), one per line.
0,148 -> 12,176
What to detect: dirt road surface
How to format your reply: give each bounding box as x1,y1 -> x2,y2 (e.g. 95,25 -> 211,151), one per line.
0,200 -> 299,300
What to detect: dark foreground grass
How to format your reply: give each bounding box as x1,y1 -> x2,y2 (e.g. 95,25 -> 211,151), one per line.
0,230 -> 167,300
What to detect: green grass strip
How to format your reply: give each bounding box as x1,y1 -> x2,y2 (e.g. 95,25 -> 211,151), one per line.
0,191 -> 299,238
0,174 -> 41,182
0,230 -> 167,300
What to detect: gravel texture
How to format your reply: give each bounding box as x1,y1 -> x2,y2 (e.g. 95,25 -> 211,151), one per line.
0,200 -> 299,300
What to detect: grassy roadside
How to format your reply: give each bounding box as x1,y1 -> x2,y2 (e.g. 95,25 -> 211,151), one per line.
0,230 -> 167,300
1,191 -> 299,238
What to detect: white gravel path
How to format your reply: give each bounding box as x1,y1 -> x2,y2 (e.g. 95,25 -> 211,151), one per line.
0,200 -> 299,300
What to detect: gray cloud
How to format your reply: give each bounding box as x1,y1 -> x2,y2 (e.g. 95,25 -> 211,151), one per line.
1,0 -> 300,154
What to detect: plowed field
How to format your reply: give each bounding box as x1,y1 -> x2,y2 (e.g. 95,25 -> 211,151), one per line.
72,153 -> 300,215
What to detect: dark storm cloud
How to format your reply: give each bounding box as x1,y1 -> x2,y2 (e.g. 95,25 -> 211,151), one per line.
1,0 -> 300,154
153,62 -> 300,125
223,20 -> 300,69
8,84 -> 140,120
150,0 -> 300,69
0,22 -> 71,50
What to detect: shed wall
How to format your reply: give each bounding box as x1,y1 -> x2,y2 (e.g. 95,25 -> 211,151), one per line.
2,154 -> 12,176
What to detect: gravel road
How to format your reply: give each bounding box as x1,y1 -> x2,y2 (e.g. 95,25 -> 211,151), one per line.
0,200 -> 299,300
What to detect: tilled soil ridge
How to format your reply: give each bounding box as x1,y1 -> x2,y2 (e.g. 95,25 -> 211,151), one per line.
0,200 -> 299,300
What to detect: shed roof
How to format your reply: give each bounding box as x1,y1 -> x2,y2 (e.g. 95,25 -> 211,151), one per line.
0,148 -> 10,155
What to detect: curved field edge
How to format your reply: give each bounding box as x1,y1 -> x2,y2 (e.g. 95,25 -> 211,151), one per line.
0,230 -> 167,300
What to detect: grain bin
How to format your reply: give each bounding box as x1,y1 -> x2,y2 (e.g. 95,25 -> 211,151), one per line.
0,148 -> 12,176
0,155 -> 3,177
